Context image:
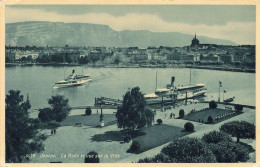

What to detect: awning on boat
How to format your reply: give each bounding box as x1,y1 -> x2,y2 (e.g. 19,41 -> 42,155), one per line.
144,93 -> 159,98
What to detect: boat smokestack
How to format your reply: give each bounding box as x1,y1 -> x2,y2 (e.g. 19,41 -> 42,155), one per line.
171,76 -> 175,87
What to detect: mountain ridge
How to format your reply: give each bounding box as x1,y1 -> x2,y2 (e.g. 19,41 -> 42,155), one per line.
5,21 -> 237,47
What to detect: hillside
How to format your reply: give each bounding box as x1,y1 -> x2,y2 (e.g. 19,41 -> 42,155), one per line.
5,21 -> 236,47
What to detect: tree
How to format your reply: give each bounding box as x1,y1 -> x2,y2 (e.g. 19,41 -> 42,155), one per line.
65,52 -> 73,63
157,119 -> 163,125
141,137 -> 217,163
220,121 -> 255,143
51,53 -> 65,63
208,142 -> 250,162
84,151 -> 99,163
207,116 -> 213,124
179,109 -> 185,118
116,87 -> 154,131
209,100 -> 217,109
202,131 -> 233,144
20,56 -> 27,62
48,95 -> 71,123
114,55 -> 120,65
128,141 -> 141,153
27,56 -> 33,62
5,90 -> 46,162
85,107 -> 92,116
38,108 -> 52,122
234,104 -> 243,112
139,153 -> 171,163
6,56 -> 11,63
184,122 -> 194,132
37,54 -> 51,63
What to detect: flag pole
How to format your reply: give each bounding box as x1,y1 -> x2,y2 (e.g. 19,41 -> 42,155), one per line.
218,83 -> 220,102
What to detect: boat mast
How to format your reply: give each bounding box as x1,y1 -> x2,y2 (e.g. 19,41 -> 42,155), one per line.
189,68 -> 191,85
64,68 -> 67,79
155,71 -> 158,92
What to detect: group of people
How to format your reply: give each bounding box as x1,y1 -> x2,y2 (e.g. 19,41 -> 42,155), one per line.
190,109 -> 196,113
165,113 -> 175,119
51,129 -> 56,135
170,113 -> 175,119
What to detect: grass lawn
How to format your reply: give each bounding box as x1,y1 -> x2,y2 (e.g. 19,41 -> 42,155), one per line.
183,108 -> 242,124
132,124 -> 191,154
60,113 -> 117,127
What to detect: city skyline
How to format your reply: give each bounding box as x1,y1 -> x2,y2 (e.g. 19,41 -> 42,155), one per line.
6,5 -> 256,45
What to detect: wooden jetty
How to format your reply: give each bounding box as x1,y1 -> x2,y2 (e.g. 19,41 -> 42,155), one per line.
199,101 -> 255,109
94,96 -> 178,108
95,97 -> 123,106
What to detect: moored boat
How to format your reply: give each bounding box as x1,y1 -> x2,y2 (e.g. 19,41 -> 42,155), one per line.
144,74 -> 207,102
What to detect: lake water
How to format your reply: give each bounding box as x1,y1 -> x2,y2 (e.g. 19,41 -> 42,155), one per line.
5,66 -> 256,109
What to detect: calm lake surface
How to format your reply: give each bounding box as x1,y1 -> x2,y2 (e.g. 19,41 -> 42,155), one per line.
5,66 -> 255,109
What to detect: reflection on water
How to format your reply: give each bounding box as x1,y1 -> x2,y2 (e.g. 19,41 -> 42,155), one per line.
5,66 -> 255,109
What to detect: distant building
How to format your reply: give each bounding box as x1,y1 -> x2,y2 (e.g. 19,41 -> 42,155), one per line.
191,33 -> 200,47
232,52 -> 246,62
5,50 -> 16,61
220,55 -> 232,63
203,54 -> 219,62
14,51 -> 39,60
181,54 -> 194,61
193,54 -> 200,61
147,53 -> 152,60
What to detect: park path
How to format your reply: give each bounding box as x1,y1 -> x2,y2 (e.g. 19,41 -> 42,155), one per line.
116,107 -> 255,163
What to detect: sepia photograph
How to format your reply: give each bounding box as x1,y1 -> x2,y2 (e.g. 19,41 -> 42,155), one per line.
0,1 -> 258,165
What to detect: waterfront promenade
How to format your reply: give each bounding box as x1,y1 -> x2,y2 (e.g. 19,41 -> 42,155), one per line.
28,102 -> 255,163
116,104 -> 255,163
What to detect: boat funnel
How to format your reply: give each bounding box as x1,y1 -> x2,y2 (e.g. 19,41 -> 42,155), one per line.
171,76 -> 175,87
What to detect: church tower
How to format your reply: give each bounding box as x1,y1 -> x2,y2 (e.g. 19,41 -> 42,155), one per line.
191,33 -> 200,46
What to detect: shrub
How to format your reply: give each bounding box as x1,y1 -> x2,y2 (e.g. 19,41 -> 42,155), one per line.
220,121 -> 255,142
184,122 -> 194,132
124,134 -> 131,143
128,141 -> 141,153
209,100 -> 217,109
139,153 -> 171,163
84,151 -> 99,163
38,108 -> 52,122
202,131 -> 233,144
157,119 -> 163,125
160,137 -> 216,162
179,109 -> 185,118
208,142 -> 250,162
234,104 -> 243,112
85,107 -> 92,115
207,116 -> 213,124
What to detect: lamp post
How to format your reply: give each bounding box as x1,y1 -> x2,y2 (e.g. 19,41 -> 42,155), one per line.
100,105 -> 104,127
218,81 -> 222,102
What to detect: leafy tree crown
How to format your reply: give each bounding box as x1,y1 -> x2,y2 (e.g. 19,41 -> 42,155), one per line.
6,90 -> 46,162
116,87 -> 154,131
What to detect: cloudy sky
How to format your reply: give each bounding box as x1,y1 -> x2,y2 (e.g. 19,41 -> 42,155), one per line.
6,5 -> 256,45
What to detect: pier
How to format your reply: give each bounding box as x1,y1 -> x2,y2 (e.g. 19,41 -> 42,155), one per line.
95,97 -> 123,106
199,101 -> 255,109
94,96 -> 179,109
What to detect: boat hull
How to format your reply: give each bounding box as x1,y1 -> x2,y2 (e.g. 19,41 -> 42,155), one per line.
54,79 -> 92,88
177,90 -> 207,100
